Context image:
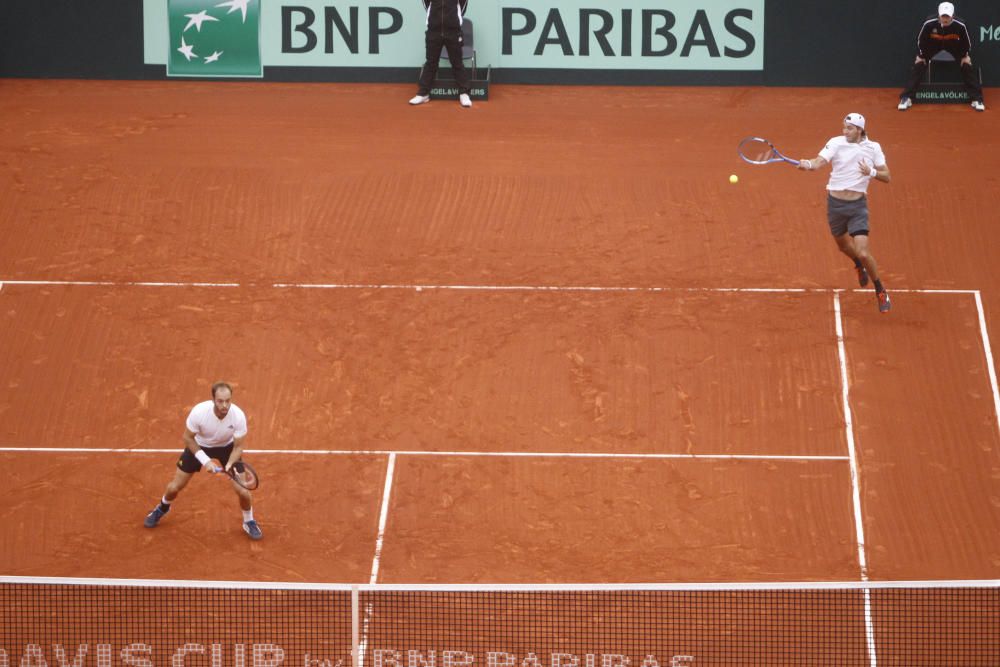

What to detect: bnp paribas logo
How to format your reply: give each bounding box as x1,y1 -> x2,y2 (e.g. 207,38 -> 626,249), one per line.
167,0 -> 262,77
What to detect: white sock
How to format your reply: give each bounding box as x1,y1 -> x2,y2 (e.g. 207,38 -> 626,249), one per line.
242,509 -> 254,523
161,496 -> 172,506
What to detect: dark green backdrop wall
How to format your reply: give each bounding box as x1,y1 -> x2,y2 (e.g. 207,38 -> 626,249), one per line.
1,1 -> 998,86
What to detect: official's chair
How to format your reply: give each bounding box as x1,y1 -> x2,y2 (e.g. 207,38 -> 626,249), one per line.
926,49 -> 982,84
440,19 -> 476,72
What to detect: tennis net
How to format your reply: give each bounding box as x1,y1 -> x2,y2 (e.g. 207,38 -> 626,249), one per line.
2,578 -> 998,667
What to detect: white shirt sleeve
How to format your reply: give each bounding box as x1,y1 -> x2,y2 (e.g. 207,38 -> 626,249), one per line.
185,404 -> 201,433
873,142 -> 887,168
231,406 -> 248,438
818,137 -> 839,163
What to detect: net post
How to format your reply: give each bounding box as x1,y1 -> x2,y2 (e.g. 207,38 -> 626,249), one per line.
351,585 -> 360,667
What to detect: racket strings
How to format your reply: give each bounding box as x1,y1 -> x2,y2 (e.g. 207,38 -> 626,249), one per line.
741,139 -> 777,163
230,461 -> 259,489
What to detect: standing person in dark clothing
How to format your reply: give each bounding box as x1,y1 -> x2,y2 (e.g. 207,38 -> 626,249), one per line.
409,0 -> 473,108
898,2 -> 985,112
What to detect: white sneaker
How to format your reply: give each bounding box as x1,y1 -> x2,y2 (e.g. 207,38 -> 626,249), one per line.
408,94 -> 430,106
971,100 -> 985,112
459,93 -> 472,108
897,97 -> 912,111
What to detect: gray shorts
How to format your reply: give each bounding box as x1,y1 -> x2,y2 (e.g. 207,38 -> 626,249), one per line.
826,194 -> 869,237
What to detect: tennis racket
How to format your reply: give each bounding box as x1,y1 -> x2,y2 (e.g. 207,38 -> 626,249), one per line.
737,137 -> 800,166
226,460 -> 259,491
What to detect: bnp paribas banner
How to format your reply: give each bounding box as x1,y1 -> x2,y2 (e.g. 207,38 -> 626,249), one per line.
143,0 -> 764,76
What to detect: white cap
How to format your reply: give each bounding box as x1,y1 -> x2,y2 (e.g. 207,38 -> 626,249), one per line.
845,112 -> 866,130
938,2 -> 954,17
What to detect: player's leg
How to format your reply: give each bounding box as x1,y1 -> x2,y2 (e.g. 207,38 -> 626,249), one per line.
217,445 -> 263,540
846,202 -> 891,314
828,196 -> 869,287
851,233 -> 890,312
834,235 -> 870,287
234,483 -> 261,540
144,467 -> 194,528
849,233 -> 879,284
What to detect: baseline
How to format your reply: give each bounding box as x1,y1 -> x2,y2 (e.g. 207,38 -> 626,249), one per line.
0,446 -> 848,461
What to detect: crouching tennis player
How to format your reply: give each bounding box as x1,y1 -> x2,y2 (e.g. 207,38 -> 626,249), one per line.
143,381 -> 262,540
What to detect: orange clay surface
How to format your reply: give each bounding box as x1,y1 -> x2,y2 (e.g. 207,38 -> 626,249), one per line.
1,80 -> 999,584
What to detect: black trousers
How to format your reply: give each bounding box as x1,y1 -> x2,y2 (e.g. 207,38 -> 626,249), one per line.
417,28 -> 471,96
901,48 -> 983,102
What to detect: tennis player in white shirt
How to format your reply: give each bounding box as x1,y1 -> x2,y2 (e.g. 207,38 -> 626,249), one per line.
797,113 -> 892,313
143,381 -> 262,540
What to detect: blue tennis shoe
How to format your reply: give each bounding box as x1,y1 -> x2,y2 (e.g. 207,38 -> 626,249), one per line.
243,520 -> 263,540
144,505 -> 168,528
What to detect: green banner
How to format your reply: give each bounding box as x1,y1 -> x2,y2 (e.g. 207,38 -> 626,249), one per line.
167,0 -> 263,77
146,0 -> 764,74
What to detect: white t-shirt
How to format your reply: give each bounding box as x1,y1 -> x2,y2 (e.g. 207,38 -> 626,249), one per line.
186,400 -> 248,448
818,136 -> 886,194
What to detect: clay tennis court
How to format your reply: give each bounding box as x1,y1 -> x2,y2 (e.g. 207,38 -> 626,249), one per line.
1,80 -> 999,597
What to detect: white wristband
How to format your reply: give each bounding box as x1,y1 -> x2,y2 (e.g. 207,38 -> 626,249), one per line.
869,167 -> 877,177
195,450 -> 210,466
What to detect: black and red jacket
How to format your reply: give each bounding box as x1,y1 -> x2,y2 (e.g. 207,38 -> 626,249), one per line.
421,0 -> 468,32
915,15 -> 973,59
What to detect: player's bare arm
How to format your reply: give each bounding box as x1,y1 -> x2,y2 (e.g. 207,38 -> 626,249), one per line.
857,160 -> 891,183
184,427 -> 220,472
226,434 -> 247,472
797,156 -> 827,171
182,427 -> 200,454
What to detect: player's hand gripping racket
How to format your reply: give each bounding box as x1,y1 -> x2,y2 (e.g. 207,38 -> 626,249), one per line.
226,461 -> 259,491
737,137 -> 800,166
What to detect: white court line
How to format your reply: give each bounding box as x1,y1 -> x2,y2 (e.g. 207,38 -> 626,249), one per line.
832,293 -> 871,579
0,446 -> 849,461
369,452 -> 396,585
358,453 -> 396,667
833,291 -> 877,667
3,574 -> 998,590
974,291 -> 1000,441
0,279 -> 978,294
0,280 -> 241,287
276,283 -> 975,295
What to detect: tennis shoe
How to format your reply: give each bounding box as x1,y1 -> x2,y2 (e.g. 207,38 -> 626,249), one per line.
459,93 -> 472,108
243,520 -> 263,540
856,265 -> 869,287
408,94 -> 430,105
877,290 -> 891,314
971,100 -> 985,112
144,505 -> 167,528
897,97 -> 912,111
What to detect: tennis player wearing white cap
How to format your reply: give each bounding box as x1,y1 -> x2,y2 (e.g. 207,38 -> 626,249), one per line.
797,113 -> 892,313
898,2 -> 984,112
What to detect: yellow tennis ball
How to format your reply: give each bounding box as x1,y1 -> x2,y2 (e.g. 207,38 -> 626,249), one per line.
729,174 -> 739,184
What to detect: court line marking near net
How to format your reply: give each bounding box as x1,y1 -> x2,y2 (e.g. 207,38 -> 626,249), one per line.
0,279 -> 980,294
369,452 -> 396,585
832,291 -> 877,667
975,291 -> 1000,441
0,447 -> 850,461
3,574 -> 998,590
358,452 -> 396,667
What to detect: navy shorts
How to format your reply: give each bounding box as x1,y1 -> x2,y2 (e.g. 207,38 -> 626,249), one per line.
826,194 -> 870,237
176,442 -> 234,473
